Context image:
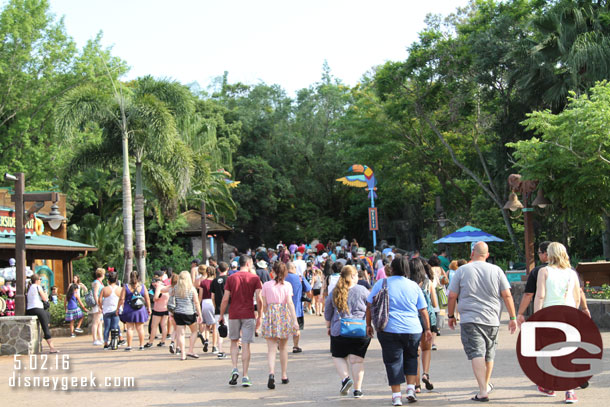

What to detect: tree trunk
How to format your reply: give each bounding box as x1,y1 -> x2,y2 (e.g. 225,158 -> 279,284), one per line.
134,160 -> 147,284
603,213 -> 610,260
121,133 -> 134,283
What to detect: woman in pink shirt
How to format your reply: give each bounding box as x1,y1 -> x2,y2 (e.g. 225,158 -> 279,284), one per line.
146,277 -> 169,348
261,262 -> 299,389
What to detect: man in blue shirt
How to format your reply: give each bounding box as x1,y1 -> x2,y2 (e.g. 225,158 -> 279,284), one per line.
285,261 -> 311,353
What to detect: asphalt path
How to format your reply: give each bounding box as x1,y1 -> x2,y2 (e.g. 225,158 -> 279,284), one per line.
1,312 -> 609,406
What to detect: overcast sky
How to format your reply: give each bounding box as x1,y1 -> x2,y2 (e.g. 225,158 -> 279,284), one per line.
45,0 -> 470,94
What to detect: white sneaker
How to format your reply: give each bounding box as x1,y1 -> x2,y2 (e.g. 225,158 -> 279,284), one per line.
392,395 -> 403,406
93,340 -> 103,346
406,388 -> 417,403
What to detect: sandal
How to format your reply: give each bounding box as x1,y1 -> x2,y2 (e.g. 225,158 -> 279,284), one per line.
415,384 -> 421,393
292,347 -> 302,353
471,395 -> 489,402
422,373 -> 434,390
187,353 -> 199,359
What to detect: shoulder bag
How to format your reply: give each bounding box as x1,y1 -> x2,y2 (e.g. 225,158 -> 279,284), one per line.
371,278 -> 389,331
167,287 -> 176,313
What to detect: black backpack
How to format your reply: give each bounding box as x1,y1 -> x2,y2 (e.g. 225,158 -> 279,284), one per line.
129,285 -> 145,310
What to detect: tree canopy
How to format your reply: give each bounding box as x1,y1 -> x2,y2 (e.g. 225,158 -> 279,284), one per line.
3,0 -> 610,280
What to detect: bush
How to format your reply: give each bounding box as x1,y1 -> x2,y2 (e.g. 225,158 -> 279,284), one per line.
584,282 -> 610,300
49,297 -> 66,327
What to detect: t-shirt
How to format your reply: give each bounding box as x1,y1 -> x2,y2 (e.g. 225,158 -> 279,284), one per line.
357,279 -> 372,290
326,273 -> 340,293
262,280 -> 293,305
448,261 -> 511,326
294,259 -> 307,277
339,238 -> 349,249
211,274 -> 228,314
256,268 -> 271,284
199,279 -> 213,300
285,273 -> 311,317
225,271 -> 262,320
439,255 -> 450,271
524,263 -> 547,294
367,276 -> 427,334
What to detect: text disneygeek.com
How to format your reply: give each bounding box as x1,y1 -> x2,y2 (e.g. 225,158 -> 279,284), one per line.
8,355 -> 136,391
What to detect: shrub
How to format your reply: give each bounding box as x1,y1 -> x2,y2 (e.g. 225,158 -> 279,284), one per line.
584,282 -> 610,300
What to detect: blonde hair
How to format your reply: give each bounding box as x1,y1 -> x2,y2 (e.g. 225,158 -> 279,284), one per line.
95,268 -> 106,279
175,270 -> 193,298
198,265 -> 207,276
547,242 -> 571,269
449,260 -> 459,271
332,265 -> 356,314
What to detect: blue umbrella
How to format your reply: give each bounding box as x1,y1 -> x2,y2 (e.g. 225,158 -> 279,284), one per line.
433,225 -> 504,244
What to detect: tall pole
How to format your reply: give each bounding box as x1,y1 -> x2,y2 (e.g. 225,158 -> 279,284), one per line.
201,200 -> 207,263
15,173 -> 26,316
370,191 -> 377,249
523,192 -> 535,273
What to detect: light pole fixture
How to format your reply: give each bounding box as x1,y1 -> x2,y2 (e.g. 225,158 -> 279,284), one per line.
47,203 -> 66,230
5,172 -> 59,315
503,192 -> 524,211
532,188 -> 552,208
504,174 -> 551,273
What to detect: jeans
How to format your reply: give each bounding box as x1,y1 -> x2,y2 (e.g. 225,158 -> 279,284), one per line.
377,331 -> 422,386
103,312 -> 120,343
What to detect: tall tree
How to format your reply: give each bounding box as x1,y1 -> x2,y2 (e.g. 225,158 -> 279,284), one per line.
57,77 -> 192,282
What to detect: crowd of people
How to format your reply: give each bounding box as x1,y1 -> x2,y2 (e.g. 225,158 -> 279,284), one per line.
23,238 -> 592,405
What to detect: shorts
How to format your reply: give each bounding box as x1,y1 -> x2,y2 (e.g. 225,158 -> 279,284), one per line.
460,323 -> 499,361
229,318 -> 256,343
174,313 -> 197,326
312,288 -> 321,296
330,335 -> 371,358
297,316 -> 304,330
152,310 -> 169,317
200,299 -> 216,325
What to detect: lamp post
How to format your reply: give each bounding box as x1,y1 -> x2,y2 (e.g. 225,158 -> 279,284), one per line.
4,172 -> 59,315
201,200 -> 207,264
504,174 -> 551,274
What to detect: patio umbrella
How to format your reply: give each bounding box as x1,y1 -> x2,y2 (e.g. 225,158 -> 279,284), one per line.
433,225 -> 504,244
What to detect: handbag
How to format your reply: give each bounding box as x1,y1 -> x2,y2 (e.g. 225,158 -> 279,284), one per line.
436,285 -> 448,308
84,290 -> 96,308
371,278 -> 389,331
339,316 -> 366,338
37,286 -> 50,310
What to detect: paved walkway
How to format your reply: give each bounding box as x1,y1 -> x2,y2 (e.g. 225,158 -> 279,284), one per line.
1,313 -> 608,406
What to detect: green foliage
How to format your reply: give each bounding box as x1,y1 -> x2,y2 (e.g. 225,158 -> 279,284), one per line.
49,296 -> 66,327
146,215 -> 191,275
511,82 -> 610,229
584,282 -> 610,299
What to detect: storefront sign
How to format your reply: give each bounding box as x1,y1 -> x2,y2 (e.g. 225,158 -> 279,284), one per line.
0,209 -> 36,235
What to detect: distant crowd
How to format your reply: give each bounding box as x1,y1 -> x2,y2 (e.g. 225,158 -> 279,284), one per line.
23,238 -> 591,405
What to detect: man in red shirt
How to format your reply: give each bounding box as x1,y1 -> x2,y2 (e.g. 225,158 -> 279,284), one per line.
219,254 -> 263,388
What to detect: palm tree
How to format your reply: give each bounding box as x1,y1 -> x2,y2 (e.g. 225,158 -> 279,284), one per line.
519,0 -> 610,109
57,78 -> 193,283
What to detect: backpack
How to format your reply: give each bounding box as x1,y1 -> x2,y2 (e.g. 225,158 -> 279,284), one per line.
129,285 -> 145,310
